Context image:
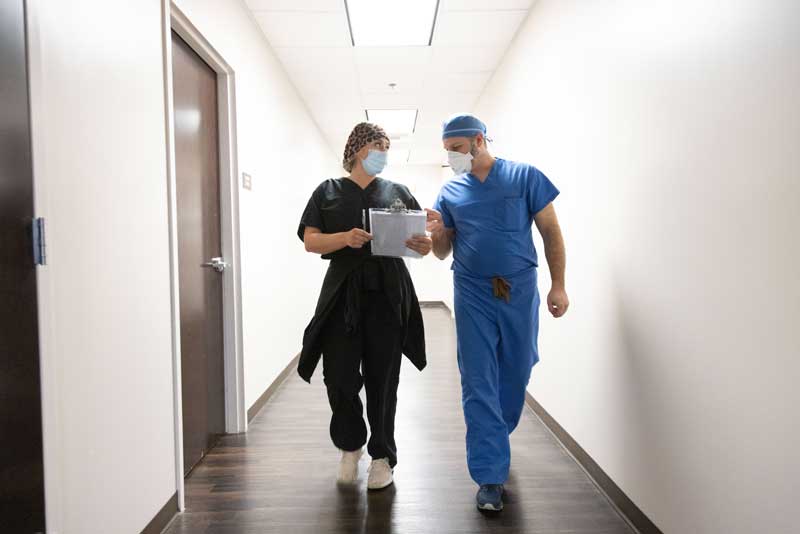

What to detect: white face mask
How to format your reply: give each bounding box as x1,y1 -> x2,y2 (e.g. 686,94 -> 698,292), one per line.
447,150 -> 474,175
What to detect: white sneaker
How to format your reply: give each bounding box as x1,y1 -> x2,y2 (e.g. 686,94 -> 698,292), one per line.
337,448 -> 363,484
367,458 -> 394,490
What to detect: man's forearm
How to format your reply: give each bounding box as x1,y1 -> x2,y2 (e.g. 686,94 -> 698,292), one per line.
431,230 -> 452,260
542,229 -> 566,288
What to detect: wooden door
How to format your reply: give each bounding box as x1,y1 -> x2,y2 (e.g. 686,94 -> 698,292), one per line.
171,31 -> 226,476
0,0 -> 46,531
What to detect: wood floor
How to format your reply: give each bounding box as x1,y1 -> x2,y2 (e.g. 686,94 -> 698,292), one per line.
163,306 -> 635,534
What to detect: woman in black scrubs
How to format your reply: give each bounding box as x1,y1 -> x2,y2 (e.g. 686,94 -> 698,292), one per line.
297,122 -> 432,490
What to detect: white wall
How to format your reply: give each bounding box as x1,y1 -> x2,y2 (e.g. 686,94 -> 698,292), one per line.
475,1 -> 800,533
173,0 -> 341,407
384,164 -> 454,310
27,2 -> 176,532
28,0 -> 339,531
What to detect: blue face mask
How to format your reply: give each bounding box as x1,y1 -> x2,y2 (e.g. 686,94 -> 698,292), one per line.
362,149 -> 388,176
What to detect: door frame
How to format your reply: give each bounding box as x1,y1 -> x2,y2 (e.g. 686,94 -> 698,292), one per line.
161,1 -> 245,511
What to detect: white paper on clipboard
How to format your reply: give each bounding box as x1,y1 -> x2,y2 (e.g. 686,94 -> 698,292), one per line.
368,208 -> 427,259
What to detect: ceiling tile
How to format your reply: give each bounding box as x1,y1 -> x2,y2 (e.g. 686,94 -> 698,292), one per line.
354,47 -> 432,94
304,91 -> 363,113
429,45 -> 507,73
439,0 -> 533,10
290,74 -> 361,99
254,11 -> 351,47
274,47 -> 358,96
354,46 -> 433,69
246,0 -> 342,11
423,71 -> 492,94
418,92 -> 481,114
360,73 -> 425,95
432,10 -> 527,46
274,46 -> 356,70
362,92 -> 422,110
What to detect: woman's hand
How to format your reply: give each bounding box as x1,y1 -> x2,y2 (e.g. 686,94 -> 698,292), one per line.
344,228 -> 373,248
405,234 -> 433,256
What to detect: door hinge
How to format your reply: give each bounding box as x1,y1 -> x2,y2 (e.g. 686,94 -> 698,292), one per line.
32,217 -> 46,266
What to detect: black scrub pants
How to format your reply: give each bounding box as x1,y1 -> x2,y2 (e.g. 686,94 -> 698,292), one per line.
320,282 -> 403,467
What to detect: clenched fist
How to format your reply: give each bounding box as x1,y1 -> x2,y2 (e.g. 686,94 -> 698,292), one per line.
547,287 -> 570,318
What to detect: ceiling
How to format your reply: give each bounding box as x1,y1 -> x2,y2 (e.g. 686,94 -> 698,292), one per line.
245,0 -> 534,165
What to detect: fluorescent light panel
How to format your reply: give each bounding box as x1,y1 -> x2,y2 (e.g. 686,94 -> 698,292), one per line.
366,109 -> 418,137
346,0 -> 440,47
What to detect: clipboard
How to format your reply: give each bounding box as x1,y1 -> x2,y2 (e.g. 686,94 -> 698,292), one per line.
364,203 -> 427,259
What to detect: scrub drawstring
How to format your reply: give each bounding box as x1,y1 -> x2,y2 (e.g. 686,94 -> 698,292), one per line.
492,276 -> 511,303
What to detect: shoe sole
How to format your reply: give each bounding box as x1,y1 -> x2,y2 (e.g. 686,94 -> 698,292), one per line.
477,502 -> 504,511
367,479 -> 394,491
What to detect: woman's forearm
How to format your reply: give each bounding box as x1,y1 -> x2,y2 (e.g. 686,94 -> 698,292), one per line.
305,232 -> 347,255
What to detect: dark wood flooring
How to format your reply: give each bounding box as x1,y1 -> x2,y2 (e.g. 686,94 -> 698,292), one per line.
163,306 -> 634,534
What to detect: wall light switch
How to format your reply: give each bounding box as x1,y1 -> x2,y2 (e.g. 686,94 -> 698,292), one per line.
242,172 -> 252,191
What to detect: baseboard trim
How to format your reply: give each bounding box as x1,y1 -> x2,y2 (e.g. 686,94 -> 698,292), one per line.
524,393 -> 663,534
140,491 -> 177,534
419,300 -> 451,312
247,353 -> 301,423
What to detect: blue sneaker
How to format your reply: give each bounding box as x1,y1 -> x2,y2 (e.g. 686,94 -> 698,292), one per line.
476,484 -> 504,511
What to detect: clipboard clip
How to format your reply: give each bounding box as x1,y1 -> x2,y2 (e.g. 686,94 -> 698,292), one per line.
389,198 -> 407,212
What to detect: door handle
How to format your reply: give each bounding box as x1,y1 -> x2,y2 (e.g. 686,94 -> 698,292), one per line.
201,257 -> 228,273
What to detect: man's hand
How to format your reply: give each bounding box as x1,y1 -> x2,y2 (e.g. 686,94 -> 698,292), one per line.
425,208 -> 446,236
406,234 -> 433,256
425,208 -> 454,260
547,287 -> 569,318
344,228 -> 372,249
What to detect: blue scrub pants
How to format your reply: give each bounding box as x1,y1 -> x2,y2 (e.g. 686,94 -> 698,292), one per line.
454,267 -> 540,485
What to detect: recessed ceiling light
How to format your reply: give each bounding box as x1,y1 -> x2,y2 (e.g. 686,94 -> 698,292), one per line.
366,109 -> 418,137
346,0 -> 440,47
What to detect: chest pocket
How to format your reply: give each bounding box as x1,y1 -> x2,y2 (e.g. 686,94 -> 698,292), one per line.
495,196 -> 528,232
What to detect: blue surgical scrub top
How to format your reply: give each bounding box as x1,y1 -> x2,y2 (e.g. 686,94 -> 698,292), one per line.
433,158 -> 559,278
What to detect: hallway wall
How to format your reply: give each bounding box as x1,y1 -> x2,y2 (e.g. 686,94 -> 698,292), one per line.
26,1 -> 338,532
27,2 -> 176,532
474,1 -> 800,532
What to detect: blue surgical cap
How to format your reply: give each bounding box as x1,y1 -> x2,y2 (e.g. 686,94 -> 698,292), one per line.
442,114 -> 487,140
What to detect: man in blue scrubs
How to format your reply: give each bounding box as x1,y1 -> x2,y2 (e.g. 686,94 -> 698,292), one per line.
427,114 -> 569,511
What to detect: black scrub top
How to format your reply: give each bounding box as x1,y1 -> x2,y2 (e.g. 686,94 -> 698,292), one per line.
298,177 -> 422,257
296,177 -> 427,383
